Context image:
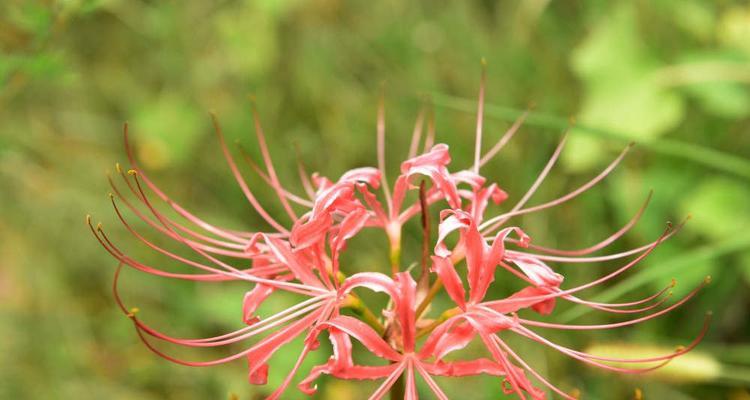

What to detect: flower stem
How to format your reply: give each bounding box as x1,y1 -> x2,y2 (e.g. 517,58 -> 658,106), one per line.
344,294 -> 385,335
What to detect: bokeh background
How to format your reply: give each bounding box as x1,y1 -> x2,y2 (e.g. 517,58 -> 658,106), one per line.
1,1 -> 749,399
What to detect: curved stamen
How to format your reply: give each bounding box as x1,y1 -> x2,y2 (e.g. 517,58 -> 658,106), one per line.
109,172 -> 249,251
407,107 -> 426,159
493,337 -> 576,400
481,133 -> 568,233
481,143 -> 632,234
237,143 -> 314,207
128,171 -> 328,294
482,225 -> 672,308
473,60 -> 487,175
479,109 -> 530,168
513,326 -> 676,374
123,124 -> 256,242
210,114 -> 290,234
517,278 -> 708,330
110,190 -> 255,259
130,307 -> 324,367
376,93 -> 393,214
510,191 -> 652,257
415,360 -> 449,400
250,105 -> 300,220
368,361 -> 406,400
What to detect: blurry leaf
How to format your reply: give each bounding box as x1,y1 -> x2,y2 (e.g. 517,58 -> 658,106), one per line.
670,0 -> 716,41
742,252 -> 750,286
679,177 -> 750,240
8,3 -> 53,33
559,234 -> 750,322
718,6 -> 750,56
560,134 -> 604,173
568,3 -> 685,171
684,81 -> 750,118
584,344 -> 722,383
214,5 -> 278,78
132,93 -> 205,169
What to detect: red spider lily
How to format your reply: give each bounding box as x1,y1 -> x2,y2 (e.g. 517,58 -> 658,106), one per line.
300,272 -> 535,400
90,66 -> 710,399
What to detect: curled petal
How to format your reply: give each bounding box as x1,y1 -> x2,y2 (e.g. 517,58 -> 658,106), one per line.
320,316 -> 401,361
242,284 -> 275,325
431,256 -> 466,309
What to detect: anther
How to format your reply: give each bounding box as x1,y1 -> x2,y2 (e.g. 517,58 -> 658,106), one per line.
704,275 -> 712,284
127,307 -> 140,318
634,388 -> 643,400
127,169 -> 137,176
115,163 -> 122,173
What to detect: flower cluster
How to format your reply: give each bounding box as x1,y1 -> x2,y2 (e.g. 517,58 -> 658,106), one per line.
90,73 -> 709,399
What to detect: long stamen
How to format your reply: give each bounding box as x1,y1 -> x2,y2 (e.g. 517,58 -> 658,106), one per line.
423,102 -> 435,152
482,225 -> 672,308
481,133 -> 568,233
518,277 -> 708,330
408,107 -> 426,159
494,336 -> 577,400
368,361 -> 406,400
473,59 -> 487,175
481,143 -> 633,234
236,143 -> 314,207
479,108 -> 530,167
561,285 -> 673,314
109,172 -> 249,252
122,124 -> 255,242
504,214 -> 685,264
128,169 -> 328,295
376,90 -> 393,212
210,114 -> 290,234
293,142 -> 316,200
512,326 -> 675,374
415,360 -> 450,400
92,217 -> 307,292
110,189 -> 254,258
513,191 -> 653,257
115,264 -> 329,347
250,103 -> 299,220
130,307 -> 324,367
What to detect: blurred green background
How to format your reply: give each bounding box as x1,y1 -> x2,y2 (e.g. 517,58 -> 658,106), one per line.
1,0 -> 749,399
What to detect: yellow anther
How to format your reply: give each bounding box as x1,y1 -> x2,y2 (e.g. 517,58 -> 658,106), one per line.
108,192 -> 114,199
675,345 -> 686,352
86,214 -> 92,224
127,307 -> 140,318
634,388 -> 643,400
569,388 -> 581,399
96,222 -> 103,231
115,163 -> 122,173
127,169 -> 137,176
704,275 -> 712,284
670,278 -> 677,287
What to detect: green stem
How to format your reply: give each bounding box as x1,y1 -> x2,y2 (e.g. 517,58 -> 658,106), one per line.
345,295 -> 385,335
